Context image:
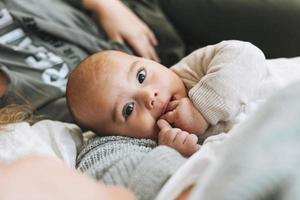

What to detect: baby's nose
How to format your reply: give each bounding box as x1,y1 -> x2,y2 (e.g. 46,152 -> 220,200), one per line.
143,90 -> 159,110
150,92 -> 158,106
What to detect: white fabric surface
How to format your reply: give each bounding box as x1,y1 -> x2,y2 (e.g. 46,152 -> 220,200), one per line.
0,120 -> 83,167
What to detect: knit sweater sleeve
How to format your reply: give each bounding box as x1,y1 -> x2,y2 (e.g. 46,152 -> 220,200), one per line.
171,40 -> 268,125
76,136 -> 186,200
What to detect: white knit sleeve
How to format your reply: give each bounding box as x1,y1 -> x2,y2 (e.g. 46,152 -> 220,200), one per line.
171,40 -> 267,125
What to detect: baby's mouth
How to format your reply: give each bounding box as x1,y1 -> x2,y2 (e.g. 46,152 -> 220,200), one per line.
158,96 -> 173,119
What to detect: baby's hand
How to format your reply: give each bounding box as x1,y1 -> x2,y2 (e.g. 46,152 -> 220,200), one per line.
160,97 -> 209,136
157,119 -> 200,157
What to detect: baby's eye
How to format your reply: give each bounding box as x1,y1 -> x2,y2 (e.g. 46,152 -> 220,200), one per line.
122,102 -> 134,120
137,68 -> 146,84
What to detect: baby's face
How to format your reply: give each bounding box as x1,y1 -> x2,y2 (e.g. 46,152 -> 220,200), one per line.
79,51 -> 187,139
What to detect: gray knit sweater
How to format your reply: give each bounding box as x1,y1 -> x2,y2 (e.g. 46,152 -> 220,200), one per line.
76,136 -> 186,200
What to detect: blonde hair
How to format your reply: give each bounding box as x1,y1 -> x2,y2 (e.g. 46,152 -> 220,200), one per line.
0,104 -> 34,126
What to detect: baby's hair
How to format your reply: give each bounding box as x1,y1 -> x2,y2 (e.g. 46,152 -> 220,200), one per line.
66,55 -> 89,123
66,50 -> 130,134
66,55 -> 98,129
66,51 -> 111,132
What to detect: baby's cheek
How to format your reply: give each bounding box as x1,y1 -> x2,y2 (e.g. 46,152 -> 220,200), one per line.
136,117 -> 157,140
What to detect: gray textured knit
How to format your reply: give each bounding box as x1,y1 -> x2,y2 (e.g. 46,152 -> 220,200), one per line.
76,136 -> 186,200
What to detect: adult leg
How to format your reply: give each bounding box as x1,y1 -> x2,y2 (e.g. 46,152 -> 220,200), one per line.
159,0 -> 300,58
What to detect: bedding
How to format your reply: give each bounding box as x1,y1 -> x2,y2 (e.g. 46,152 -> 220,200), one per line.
0,120 -> 82,167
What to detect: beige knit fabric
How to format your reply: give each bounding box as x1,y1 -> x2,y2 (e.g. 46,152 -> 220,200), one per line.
171,40 -> 268,136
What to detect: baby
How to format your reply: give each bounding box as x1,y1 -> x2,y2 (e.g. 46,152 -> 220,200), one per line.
67,40 -> 299,157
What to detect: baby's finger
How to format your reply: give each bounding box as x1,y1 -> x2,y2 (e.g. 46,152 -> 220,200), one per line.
184,144 -> 201,157
173,131 -> 189,146
190,144 -> 201,154
195,144 -> 201,151
157,119 -> 172,131
160,111 -> 176,125
163,128 -> 179,144
158,127 -> 178,145
184,134 -> 199,146
166,100 -> 180,112
158,129 -> 167,144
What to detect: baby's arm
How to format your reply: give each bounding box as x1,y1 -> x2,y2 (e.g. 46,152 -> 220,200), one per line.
171,40 -> 267,126
157,119 -> 200,157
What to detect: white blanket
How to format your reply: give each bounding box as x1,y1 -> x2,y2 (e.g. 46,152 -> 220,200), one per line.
0,120 -> 83,167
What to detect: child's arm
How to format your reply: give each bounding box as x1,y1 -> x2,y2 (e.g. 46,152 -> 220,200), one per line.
157,119 -> 200,157
171,40 -> 267,127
